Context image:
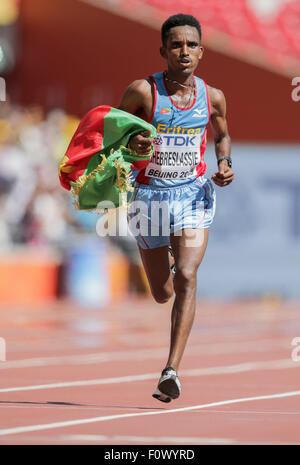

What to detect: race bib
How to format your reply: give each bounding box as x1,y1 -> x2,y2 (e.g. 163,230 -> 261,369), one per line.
145,133 -> 201,180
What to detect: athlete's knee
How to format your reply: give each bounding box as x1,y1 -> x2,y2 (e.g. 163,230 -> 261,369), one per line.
173,267 -> 197,295
152,288 -> 174,304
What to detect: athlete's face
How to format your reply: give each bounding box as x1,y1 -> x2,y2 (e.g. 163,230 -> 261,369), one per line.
160,25 -> 203,75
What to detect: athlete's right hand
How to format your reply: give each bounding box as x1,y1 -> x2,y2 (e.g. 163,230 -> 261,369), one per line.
128,130 -> 154,156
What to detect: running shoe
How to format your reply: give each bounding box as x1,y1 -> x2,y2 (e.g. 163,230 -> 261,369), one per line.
152,366 -> 181,402
152,388 -> 172,403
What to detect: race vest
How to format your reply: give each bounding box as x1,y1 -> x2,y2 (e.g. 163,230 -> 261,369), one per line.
135,71 -> 210,187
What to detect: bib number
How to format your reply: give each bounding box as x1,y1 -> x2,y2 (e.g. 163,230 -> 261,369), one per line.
146,133 -> 201,180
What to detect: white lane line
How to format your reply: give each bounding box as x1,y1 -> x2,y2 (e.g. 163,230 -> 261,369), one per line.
0,338 -> 291,370
193,409 -> 300,415
61,434 -> 235,444
0,390 -> 299,437
0,358 -> 296,394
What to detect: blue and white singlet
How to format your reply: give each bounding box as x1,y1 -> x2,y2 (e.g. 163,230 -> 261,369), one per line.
127,71 -> 215,249
133,71 -> 210,187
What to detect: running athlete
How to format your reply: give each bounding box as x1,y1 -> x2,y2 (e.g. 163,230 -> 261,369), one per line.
118,14 -> 234,402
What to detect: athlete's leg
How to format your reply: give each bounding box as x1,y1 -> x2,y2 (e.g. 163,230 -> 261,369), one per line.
166,228 -> 209,371
138,245 -> 174,304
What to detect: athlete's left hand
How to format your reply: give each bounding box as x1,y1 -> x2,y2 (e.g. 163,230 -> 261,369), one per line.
211,160 -> 234,187
128,130 -> 154,156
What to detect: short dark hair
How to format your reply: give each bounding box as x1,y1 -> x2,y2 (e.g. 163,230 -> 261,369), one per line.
161,14 -> 202,45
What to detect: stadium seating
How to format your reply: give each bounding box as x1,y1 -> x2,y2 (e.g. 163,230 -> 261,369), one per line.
132,0 -> 300,72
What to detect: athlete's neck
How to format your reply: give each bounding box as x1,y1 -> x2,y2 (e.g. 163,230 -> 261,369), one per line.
164,70 -> 194,90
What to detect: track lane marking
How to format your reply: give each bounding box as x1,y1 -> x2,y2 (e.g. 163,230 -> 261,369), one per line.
0,338 -> 292,370
0,390 -> 300,437
0,358 -> 297,393
61,434 -> 235,444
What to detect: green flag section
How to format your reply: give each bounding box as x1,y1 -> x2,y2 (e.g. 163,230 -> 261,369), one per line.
58,105 -> 156,210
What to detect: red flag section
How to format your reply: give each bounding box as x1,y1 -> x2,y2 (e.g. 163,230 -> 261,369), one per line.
59,106 -> 111,190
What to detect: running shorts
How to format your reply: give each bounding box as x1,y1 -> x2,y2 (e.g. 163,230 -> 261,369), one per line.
127,177 -> 216,249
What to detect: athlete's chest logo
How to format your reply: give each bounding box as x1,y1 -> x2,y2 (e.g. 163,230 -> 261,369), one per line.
192,108 -> 208,118
161,107 -> 172,115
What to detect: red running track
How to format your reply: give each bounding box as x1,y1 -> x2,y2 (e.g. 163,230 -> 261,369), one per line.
0,296 -> 300,445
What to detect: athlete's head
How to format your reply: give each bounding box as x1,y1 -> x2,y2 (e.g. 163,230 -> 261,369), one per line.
160,14 -> 203,75
161,14 -> 202,46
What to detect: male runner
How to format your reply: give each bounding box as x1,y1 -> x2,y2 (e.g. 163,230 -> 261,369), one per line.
118,14 -> 234,402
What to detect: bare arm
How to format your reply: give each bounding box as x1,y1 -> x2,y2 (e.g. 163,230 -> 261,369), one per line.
208,86 -> 234,187
119,79 -> 154,155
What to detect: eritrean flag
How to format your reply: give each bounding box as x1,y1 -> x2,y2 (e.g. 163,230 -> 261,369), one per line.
161,107 -> 171,115
59,106 -> 156,210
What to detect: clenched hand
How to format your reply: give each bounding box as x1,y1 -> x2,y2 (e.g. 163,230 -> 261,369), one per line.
128,130 -> 154,156
211,160 -> 234,187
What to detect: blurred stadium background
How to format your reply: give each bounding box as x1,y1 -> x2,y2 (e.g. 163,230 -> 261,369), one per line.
0,0 -> 300,310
